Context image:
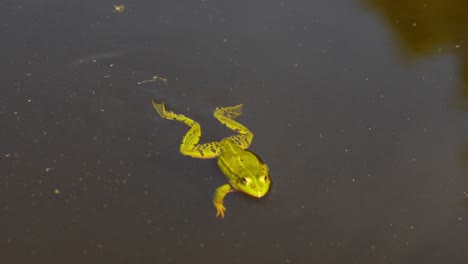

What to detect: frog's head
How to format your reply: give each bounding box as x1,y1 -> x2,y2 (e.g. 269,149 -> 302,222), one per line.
235,151 -> 271,198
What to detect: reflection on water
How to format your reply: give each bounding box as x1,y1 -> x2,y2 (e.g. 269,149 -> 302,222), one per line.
463,142 -> 468,164
363,0 -> 468,165
364,0 -> 468,100
69,50 -> 126,68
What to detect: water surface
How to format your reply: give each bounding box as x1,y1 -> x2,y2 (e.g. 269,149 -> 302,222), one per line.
1,0 -> 468,263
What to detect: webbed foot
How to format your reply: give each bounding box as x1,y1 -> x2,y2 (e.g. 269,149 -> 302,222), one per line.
214,202 -> 226,218
212,184 -> 233,219
151,100 -> 166,118
216,104 -> 243,119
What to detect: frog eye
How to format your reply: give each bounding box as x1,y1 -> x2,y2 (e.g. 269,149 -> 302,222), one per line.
263,175 -> 268,181
241,177 -> 248,184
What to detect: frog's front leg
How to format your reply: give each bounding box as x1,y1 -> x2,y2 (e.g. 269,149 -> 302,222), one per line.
152,100 -> 220,159
213,104 -> 253,149
212,183 -> 236,218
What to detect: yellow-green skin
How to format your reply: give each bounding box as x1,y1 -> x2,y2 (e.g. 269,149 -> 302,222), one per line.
152,100 -> 271,218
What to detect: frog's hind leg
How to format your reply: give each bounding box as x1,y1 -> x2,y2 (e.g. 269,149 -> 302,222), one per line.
152,100 -> 220,159
213,104 -> 253,149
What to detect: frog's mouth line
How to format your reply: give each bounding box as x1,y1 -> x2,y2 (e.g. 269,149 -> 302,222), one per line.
244,189 -> 269,198
243,192 -> 268,199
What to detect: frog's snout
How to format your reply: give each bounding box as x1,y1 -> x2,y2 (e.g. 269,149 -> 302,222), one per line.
256,190 -> 267,198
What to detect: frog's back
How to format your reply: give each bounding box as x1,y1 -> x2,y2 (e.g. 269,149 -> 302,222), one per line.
217,139 -> 264,177
218,139 -> 243,162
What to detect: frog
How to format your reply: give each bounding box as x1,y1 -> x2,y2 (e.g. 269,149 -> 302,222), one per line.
152,100 -> 271,218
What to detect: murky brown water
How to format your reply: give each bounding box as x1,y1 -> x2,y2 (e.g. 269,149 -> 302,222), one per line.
1,0 -> 468,263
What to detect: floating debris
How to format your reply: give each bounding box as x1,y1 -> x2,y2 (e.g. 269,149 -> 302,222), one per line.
113,5 -> 125,13
137,75 -> 168,85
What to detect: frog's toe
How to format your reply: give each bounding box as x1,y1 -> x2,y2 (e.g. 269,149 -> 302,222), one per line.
214,203 -> 226,218
225,104 -> 243,119
230,103 -> 243,110
151,100 -> 166,117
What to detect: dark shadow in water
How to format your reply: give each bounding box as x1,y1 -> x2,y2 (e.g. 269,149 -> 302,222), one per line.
364,0 -> 468,98
363,0 -> 468,165
462,142 -> 468,165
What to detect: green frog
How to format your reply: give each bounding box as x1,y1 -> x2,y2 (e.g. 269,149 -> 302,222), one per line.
152,100 -> 271,218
